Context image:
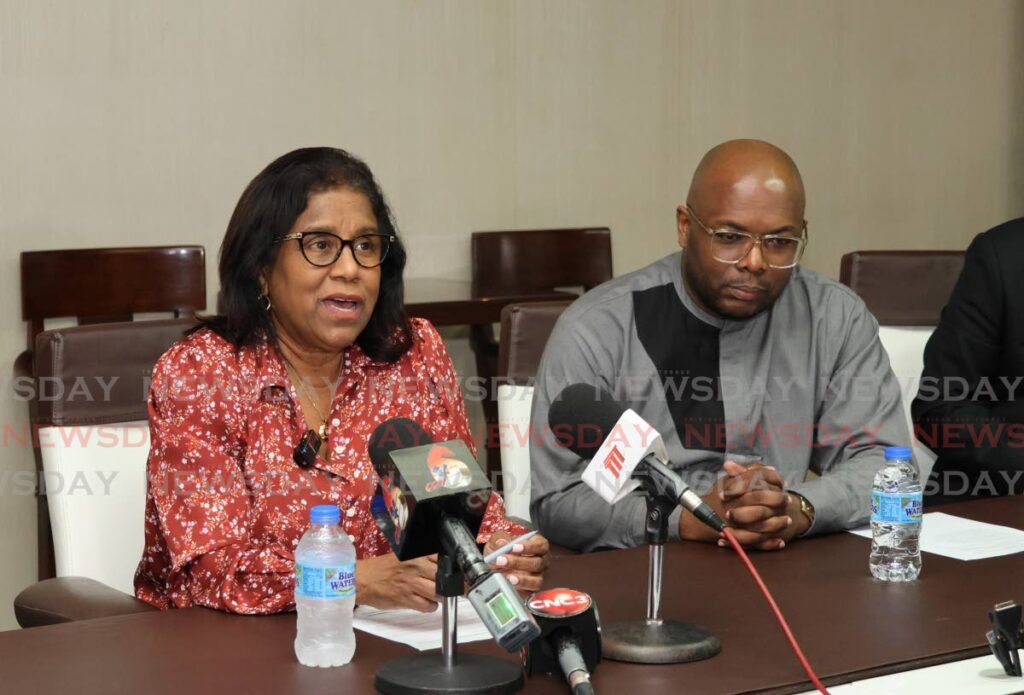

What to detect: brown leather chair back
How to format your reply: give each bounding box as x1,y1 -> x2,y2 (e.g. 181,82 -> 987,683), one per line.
470,229 -> 611,475
839,250 -> 964,325
29,318 -> 198,581
21,246 -> 206,354
498,300 -> 574,384
471,228 -> 612,298
32,318 -> 199,427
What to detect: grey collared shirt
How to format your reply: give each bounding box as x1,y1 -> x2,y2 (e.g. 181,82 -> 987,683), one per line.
529,252 -> 910,552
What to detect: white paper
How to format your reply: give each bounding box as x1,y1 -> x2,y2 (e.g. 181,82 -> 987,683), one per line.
793,655 -> 1023,695
353,597 -> 493,651
849,512 -> 1024,561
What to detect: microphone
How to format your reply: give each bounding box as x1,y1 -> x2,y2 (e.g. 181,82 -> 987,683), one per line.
548,384 -> 725,533
527,588 -> 601,695
368,417 -> 487,559
368,418 -> 540,652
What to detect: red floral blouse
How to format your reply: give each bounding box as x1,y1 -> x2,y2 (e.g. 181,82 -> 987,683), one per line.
135,318 -> 522,614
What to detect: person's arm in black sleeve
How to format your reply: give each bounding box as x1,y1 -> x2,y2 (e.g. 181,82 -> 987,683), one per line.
911,232 -> 1024,480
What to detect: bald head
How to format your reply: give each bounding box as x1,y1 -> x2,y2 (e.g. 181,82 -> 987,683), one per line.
676,139 -> 808,321
687,139 -> 805,218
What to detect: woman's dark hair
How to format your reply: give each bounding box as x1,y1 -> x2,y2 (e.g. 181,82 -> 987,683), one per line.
205,147 -> 411,362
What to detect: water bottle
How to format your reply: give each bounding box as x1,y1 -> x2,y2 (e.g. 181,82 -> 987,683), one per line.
294,504 -> 356,666
869,446 -> 923,581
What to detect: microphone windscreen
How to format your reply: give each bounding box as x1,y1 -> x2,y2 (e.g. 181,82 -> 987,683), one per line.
368,418 -> 434,472
547,383 -> 627,459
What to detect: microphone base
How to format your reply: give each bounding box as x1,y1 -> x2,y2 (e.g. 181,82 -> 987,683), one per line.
375,653 -> 524,695
602,619 -> 721,664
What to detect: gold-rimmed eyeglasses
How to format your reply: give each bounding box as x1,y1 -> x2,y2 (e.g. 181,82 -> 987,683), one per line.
686,206 -> 808,269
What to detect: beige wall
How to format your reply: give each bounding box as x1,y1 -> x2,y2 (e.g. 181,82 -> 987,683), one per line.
0,0 -> 1021,630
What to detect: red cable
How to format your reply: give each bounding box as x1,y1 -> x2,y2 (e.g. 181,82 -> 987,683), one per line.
722,528 -> 831,695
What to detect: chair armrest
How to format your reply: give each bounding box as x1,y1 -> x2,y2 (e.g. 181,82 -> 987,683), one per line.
14,576 -> 157,628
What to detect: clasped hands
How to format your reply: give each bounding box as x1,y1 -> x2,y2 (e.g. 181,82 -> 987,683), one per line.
679,460 -> 811,551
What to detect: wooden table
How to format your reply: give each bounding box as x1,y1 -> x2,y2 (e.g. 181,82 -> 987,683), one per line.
404,278 -> 571,326
1,496 -> 1017,694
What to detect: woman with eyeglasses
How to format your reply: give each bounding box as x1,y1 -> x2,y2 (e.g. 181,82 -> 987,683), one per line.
135,147 -> 549,614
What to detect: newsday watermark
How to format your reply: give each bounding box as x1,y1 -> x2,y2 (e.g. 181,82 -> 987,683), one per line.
6,411 -> 1020,455
3,370 -> 1019,499
4,461 -> 1023,501
5,372 -> 1023,405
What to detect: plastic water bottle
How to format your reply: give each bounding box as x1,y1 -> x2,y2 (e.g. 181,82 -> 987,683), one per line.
869,446 -> 923,581
294,504 -> 356,666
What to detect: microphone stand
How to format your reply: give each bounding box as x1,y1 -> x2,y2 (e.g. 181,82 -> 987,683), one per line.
375,552 -> 525,694
601,475 -> 722,664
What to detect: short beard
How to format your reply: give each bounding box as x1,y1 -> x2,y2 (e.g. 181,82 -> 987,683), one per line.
682,256 -> 770,321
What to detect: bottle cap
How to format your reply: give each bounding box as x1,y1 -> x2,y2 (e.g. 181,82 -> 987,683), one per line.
884,446 -> 912,461
310,504 -> 341,525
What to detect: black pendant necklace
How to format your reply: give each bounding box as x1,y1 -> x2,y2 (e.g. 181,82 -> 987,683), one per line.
283,356 -> 340,469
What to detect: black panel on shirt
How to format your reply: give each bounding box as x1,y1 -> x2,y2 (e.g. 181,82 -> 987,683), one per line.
633,283 -> 725,453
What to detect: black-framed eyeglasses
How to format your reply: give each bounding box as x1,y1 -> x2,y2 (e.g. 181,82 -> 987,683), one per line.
686,206 -> 808,270
276,231 -> 396,269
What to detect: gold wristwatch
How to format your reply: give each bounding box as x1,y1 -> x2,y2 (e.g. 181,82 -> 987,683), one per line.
792,492 -> 816,528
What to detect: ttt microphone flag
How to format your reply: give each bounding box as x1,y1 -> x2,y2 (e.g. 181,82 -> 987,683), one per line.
581,408 -> 668,505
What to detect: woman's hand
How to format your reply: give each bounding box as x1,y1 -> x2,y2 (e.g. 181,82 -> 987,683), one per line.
355,554 -> 440,612
482,532 -> 551,596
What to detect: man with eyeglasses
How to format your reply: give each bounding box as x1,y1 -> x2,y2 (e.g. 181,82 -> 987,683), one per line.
530,139 -> 909,553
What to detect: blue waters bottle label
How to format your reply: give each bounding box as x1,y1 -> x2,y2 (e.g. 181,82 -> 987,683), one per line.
295,563 -> 356,599
871,492 -> 923,524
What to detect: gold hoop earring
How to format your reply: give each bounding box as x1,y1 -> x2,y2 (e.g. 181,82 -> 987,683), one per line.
259,293 -> 272,311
